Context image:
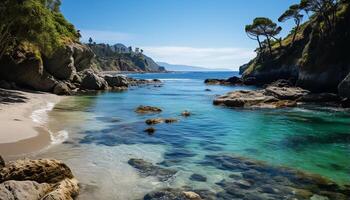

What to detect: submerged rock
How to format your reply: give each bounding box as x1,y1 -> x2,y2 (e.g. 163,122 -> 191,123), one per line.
190,174 -> 207,182
204,76 -> 242,86
0,158 -> 79,200
128,158 -> 177,181
144,127 -> 156,135
145,118 -> 164,125
135,105 -> 162,114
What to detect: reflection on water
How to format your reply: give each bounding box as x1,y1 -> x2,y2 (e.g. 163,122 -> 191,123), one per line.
37,72 -> 350,199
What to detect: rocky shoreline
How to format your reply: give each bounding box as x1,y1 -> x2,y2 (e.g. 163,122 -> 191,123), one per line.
206,77 -> 349,109
0,156 -> 78,200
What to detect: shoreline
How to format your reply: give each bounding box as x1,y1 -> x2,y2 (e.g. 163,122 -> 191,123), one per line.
0,89 -> 65,159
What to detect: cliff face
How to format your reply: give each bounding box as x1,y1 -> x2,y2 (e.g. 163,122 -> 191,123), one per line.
241,2 -> 350,93
89,43 -> 165,72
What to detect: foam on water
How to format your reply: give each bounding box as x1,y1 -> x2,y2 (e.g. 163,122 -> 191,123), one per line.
31,102 -> 69,145
31,102 -> 55,124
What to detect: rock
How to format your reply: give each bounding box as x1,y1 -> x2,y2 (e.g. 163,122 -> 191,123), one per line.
135,105 -> 162,114
266,79 -> 294,87
190,174 -> 207,182
0,180 -> 51,200
299,93 -> 339,102
144,188 -> 187,200
145,118 -> 164,125
341,98 -> 350,108
181,111 -> 191,117
41,178 -> 79,200
144,127 -> 156,135
204,89 -> 211,92
310,194 -> 330,200
264,86 -> 309,100
53,82 -> 71,95
0,48 -> 57,92
0,80 -> 18,90
0,156 -> 4,168
45,45 -> 76,80
213,90 -> 278,108
0,158 -> 78,200
128,158 -> 177,181
226,76 -> 242,84
80,70 -> 108,90
183,191 -> 202,200
338,73 -> 350,98
242,77 -> 258,85
165,118 -> 178,123
204,79 -> 227,85
103,74 -> 129,87
0,159 -> 74,183
239,63 -> 249,75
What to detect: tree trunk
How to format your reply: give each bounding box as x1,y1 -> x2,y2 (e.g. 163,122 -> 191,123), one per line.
266,36 -> 272,55
292,21 -> 300,46
257,36 -> 262,50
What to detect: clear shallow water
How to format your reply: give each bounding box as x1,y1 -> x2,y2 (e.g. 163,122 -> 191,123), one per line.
37,71 -> 350,199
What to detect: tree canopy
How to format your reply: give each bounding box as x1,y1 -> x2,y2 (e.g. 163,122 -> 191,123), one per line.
0,0 -> 79,58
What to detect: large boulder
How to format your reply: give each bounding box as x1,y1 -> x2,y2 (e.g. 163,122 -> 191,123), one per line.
80,70 -> 108,90
53,82 -> 72,95
45,43 -> 94,81
103,74 -> 129,87
0,49 -> 57,92
338,73 -> 350,98
0,158 -> 79,200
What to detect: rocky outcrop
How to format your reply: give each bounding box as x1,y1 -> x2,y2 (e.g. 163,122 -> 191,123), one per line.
0,158 -> 79,200
80,70 -> 108,90
89,43 -> 166,72
44,43 -> 94,81
204,76 -> 242,85
0,48 -> 57,92
103,74 -> 129,87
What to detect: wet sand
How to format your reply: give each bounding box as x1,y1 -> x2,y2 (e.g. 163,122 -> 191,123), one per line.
0,89 -> 64,158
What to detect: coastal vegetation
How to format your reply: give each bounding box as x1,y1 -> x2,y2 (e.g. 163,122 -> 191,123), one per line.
241,0 -> 350,94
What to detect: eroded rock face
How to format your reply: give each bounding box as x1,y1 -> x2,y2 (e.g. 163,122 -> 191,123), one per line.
80,70 -> 108,90
0,158 -> 79,200
53,82 -> 72,95
0,49 -> 57,92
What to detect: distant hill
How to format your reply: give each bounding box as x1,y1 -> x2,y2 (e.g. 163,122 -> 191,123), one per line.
157,62 -> 232,71
89,43 -> 165,72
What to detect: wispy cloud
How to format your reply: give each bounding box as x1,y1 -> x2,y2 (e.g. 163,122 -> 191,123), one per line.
80,29 -> 133,43
142,46 -> 256,70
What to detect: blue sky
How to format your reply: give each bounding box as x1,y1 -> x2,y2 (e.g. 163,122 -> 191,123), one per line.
61,0 -> 300,70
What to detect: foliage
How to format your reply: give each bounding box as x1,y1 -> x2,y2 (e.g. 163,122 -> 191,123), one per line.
279,4 -> 304,45
245,17 -> 282,55
0,0 -> 79,58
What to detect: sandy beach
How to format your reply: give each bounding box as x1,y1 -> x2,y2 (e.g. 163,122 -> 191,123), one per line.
0,89 -> 64,158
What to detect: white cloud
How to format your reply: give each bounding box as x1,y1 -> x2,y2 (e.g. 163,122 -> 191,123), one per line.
141,46 -> 256,70
80,29 -> 133,43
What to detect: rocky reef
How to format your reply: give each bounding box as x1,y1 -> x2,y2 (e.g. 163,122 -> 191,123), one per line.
142,154 -> 350,200
0,156 -> 78,200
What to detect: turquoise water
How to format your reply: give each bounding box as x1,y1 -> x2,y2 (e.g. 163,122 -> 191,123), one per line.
39,71 -> 350,199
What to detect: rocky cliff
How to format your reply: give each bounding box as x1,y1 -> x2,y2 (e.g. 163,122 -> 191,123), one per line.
89,43 -> 165,72
241,2 -> 350,96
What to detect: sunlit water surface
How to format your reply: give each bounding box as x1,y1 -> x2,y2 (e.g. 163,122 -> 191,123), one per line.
36,71 -> 350,199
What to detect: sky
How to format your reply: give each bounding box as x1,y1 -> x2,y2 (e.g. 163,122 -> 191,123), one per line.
61,0 -> 300,70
